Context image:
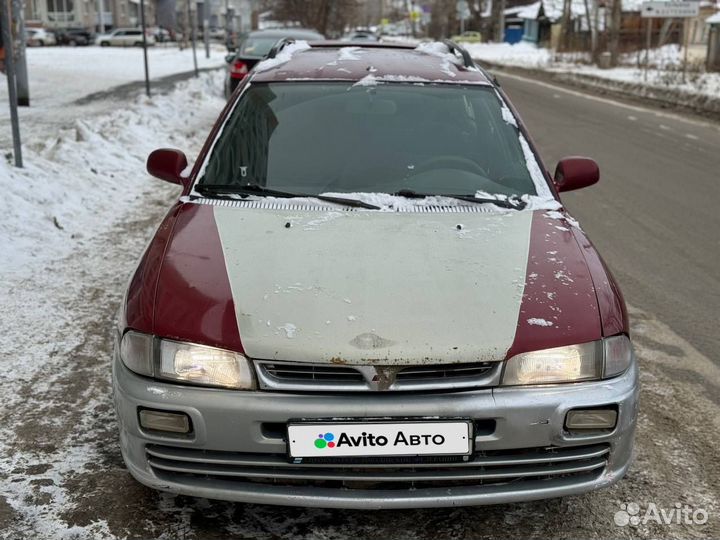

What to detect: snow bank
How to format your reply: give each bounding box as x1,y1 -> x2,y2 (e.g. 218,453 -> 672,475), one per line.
466,42 -> 720,99
1,71 -> 226,276
0,45 -> 227,116
464,42 -> 553,69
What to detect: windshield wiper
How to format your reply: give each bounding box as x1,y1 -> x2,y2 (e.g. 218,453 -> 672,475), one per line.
393,189 -> 526,210
195,184 -> 381,210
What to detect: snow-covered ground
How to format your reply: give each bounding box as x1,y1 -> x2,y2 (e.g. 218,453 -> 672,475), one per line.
0,70 -> 226,537
464,42 -> 720,98
0,45 -> 227,113
0,70 -> 223,276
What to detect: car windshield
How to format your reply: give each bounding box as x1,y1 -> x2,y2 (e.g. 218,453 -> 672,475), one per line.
240,37 -> 284,57
198,82 -> 539,198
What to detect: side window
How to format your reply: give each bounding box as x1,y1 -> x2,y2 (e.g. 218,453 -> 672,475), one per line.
115,31 -> 125,36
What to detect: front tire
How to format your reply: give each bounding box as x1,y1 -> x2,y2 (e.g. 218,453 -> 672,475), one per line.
100,41 -> 110,47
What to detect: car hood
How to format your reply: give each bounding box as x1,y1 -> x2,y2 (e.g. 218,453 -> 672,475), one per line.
150,201 -> 604,365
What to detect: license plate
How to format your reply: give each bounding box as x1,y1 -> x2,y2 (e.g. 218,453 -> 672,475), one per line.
287,420 -> 473,458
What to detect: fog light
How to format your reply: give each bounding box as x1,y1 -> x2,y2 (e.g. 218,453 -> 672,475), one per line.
565,408 -> 617,430
138,408 -> 191,434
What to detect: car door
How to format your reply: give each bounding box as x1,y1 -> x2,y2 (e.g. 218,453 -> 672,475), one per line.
109,30 -> 124,46
126,30 -> 142,46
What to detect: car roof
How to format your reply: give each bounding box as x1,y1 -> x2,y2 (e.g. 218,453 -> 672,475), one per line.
251,42 -> 494,86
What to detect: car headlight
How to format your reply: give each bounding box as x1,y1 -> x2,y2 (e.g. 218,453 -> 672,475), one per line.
501,335 -> 632,386
119,331 -> 255,390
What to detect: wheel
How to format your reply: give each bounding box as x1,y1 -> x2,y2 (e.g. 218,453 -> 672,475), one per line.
69,39 -> 77,46
134,41 -> 143,47
100,41 -> 110,47
38,40 -> 45,46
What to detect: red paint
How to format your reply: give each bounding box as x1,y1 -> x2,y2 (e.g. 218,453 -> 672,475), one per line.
230,60 -> 249,80
123,202 -> 184,333
251,46 -> 491,85
152,203 -> 244,353
146,148 -> 188,187
571,228 -> 629,337
506,211 -> 603,359
554,157 -> 600,193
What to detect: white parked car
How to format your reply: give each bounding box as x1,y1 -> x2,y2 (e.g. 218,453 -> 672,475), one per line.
96,28 -> 156,47
26,28 -> 56,46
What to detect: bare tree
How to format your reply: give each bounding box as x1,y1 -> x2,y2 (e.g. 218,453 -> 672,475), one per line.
608,0 -> 622,65
466,0 -> 485,32
489,0 -> 504,41
270,0 -> 360,37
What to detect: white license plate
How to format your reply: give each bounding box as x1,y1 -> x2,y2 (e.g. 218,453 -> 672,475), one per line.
287,421 -> 473,458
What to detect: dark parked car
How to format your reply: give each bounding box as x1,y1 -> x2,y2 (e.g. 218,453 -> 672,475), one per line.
224,28 -> 324,98
55,28 -> 94,46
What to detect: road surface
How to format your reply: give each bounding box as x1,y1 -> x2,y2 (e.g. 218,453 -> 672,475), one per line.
498,71 -> 720,363
1,70 -> 718,540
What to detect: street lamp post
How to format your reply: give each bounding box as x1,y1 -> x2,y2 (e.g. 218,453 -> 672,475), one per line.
1,0 -> 23,166
139,0 -> 151,97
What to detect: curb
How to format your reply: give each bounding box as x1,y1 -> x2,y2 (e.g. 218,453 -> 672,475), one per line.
476,60 -> 720,122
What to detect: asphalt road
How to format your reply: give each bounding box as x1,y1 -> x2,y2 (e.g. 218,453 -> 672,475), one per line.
497,71 -> 720,362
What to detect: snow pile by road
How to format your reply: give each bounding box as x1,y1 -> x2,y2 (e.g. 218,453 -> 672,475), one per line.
465,42 -> 720,98
464,42 -> 553,69
0,45 -> 227,113
0,71 -> 226,539
0,70 -> 226,277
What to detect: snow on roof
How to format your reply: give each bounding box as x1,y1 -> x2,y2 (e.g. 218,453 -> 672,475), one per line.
707,11 -> 720,23
517,0 -> 589,21
517,1 -> 542,19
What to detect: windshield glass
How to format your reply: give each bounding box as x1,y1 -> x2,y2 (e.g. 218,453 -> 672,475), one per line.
240,37 -> 284,57
198,82 -> 539,198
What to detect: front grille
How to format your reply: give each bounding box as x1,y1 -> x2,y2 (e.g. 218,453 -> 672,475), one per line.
262,364 -> 365,384
146,443 -> 609,492
254,360 -> 501,392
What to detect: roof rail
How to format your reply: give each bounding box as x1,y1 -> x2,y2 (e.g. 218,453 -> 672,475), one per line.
440,39 -> 475,69
441,38 -> 499,86
267,37 -> 296,59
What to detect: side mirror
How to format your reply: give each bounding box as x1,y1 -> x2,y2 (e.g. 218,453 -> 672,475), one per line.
147,148 -> 188,186
224,52 -> 235,63
554,157 -> 599,192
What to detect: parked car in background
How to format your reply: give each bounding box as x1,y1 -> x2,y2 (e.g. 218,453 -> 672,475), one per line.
224,28 -> 324,97
26,28 -> 56,46
451,30 -> 482,43
55,27 -> 93,46
209,27 -> 226,41
148,26 -> 172,43
116,40 -> 639,509
343,29 -> 379,42
97,28 -> 156,47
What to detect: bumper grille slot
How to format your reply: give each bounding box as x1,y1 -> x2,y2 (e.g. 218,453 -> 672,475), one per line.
255,360 -> 502,392
262,364 -> 365,383
146,443 -> 609,492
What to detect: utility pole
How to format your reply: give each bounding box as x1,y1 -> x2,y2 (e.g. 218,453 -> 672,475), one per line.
188,0 -> 199,76
139,0 -> 151,96
97,0 -> 103,32
1,0 -> 23,167
203,0 -> 209,58
12,0 -> 28,105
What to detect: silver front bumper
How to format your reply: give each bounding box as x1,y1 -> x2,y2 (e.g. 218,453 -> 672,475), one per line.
112,354 -> 639,509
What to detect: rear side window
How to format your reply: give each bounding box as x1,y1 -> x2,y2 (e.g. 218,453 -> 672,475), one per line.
200,82 -> 539,197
